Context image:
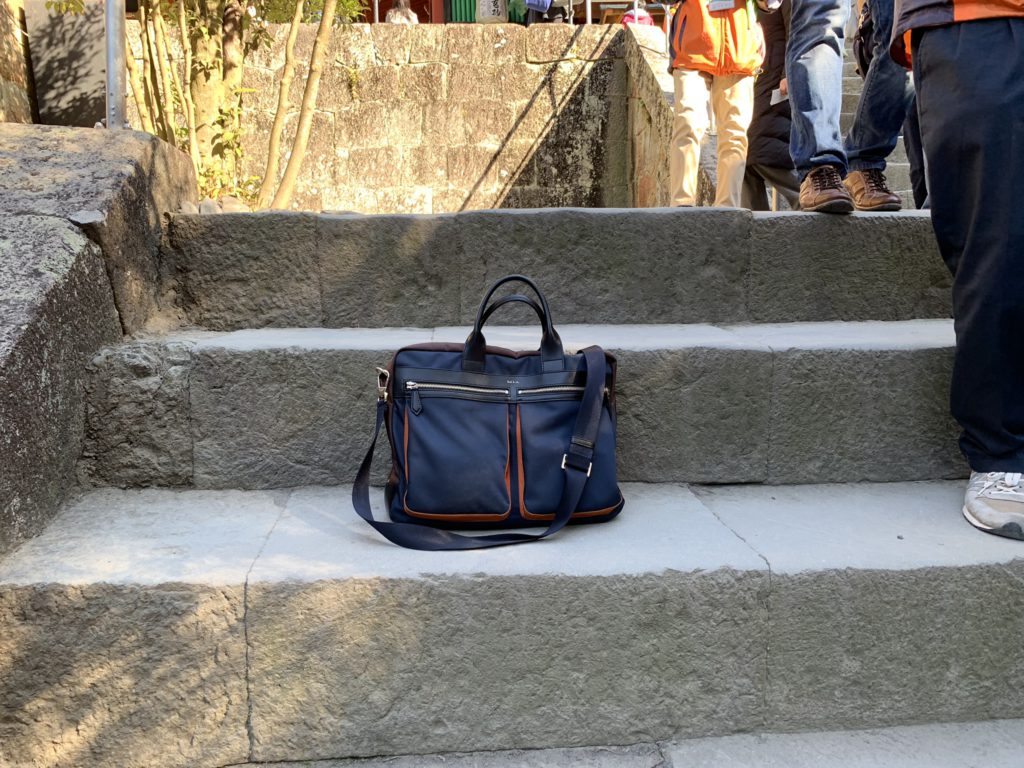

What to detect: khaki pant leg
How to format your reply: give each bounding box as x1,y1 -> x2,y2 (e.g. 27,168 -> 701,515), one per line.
710,73 -> 754,207
670,68 -> 712,207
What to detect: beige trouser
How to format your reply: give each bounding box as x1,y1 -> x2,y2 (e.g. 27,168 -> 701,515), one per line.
670,68 -> 755,207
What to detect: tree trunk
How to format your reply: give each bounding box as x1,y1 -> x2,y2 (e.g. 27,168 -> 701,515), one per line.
271,0 -> 338,209
257,0 -> 305,209
125,43 -> 156,135
177,0 -> 202,172
221,0 -> 244,179
188,0 -> 225,169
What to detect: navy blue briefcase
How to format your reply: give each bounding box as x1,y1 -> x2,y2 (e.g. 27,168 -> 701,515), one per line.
353,275 -> 624,550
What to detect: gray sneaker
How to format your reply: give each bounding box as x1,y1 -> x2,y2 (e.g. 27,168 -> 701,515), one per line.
963,471 -> 1024,540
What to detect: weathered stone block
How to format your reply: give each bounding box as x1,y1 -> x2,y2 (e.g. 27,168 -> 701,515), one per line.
420,101 -> 454,145
348,146 -> 404,186
336,101 -> 391,148
767,563 -> 1024,730
375,186 -> 434,214
573,24 -> 626,60
372,22 -> 412,64
317,213 -> 463,327
447,24 -> 526,67
246,568 -> 767,760
403,145 -> 449,187
0,124 -> 196,331
78,338 -> 195,488
0,215 -> 121,555
0,583 -> 248,768
190,344 -> 388,488
322,186 -> 380,214
448,62 -> 502,102
748,212 -> 951,322
331,24 -> 376,68
526,23 -> 577,63
455,208 -> 752,324
455,99 -> 516,146
353,64 -> 401,102
615,346 -> 772,483
400,62 -> 447,102
767,345 -> 962,483
383,101 -> 425,147
409,23 -> 447,63
447,144 -> 502,188
167,212 -> 321,330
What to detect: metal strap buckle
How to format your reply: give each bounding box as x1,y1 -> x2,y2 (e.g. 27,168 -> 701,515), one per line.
561,454 -> 592,477
376,367 -> 390,402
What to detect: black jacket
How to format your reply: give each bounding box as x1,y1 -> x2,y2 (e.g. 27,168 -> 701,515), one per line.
747,0 -> 794,169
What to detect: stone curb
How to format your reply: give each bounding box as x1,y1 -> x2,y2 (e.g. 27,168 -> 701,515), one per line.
78,321 -> 965,490
165,209 -> 949,331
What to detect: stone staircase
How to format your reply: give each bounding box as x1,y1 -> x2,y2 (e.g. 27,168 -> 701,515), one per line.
3,207 -> 1023,768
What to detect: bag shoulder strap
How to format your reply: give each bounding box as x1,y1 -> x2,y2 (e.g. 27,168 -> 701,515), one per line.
351,346 -> 608,551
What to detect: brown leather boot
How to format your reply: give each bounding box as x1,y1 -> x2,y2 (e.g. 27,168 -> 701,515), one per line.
844,169 -> 903,211
799,165 -> 854,213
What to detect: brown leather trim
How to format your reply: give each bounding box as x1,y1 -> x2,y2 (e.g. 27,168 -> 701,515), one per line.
402,407 -> 512,522
516,405 -> 622,521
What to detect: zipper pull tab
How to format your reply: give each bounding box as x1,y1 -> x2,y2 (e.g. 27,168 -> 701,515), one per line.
407,382 -> 423,415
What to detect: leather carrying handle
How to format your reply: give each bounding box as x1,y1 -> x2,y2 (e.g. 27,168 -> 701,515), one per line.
463,275 -> 564,372
480,294 -> 545,327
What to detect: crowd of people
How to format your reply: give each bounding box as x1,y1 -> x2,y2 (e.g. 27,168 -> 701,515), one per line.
665,0 -> 1024,541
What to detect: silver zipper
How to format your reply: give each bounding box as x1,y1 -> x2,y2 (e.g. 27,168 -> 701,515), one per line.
519,386 -> 609,396
406,381 -> 509,396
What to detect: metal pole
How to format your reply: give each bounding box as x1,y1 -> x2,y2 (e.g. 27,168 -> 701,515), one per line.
105,0 -> 127,129
585,0 -> 591,24
374,0 -> 380,22
632,0 -> 637,23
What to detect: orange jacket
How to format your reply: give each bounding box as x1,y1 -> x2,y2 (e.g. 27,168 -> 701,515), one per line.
669,0 -> 764,77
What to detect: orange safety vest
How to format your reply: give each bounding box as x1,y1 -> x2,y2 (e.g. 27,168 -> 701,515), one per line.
669,0 -> 764,77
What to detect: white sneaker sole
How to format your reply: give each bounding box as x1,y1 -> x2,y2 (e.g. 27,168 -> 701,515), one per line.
963,504 -> 1024,540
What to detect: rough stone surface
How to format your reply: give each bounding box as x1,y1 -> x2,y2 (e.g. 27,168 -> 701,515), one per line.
767,345 -> 960,483
85,322 -> 965,490
245,484 -> 766,761
455,208 -> 750,324
4,481 -> 1024,764
165,209 -> 947,330
748,212 -> 951,322
0,123 -> 197,332
317,213 -> 463,328
0,215 -> 120,555
167,212 -> 322,329
78,337 -> 198,488
0,584 -> 248,768
227,24 -> 630,213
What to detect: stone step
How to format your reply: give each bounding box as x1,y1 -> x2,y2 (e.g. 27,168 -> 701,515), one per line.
228,719 -> 1024,767
79,322 -> 965,491
164,210 -> 948,330
3,480 -> 1023,767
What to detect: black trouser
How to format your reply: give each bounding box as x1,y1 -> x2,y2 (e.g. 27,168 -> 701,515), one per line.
913,18 -> 1024,471
901,98 -> 928,209
741,164 -> 802,210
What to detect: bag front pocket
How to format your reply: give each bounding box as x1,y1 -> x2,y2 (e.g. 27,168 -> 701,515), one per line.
516,395 -> 620,520
402,390 -> 512,521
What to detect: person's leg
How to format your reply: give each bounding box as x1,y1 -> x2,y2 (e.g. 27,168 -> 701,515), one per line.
843,0 -> 914,172
742,166 -> 771,210
670,69 -> 712,206
914,18 -> 1024,537
902,96 -> 929,209
754,164 -> 803,210
786,0 -> 851,177
710,73 -> 755,207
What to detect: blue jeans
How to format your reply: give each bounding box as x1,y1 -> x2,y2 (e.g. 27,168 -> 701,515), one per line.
844,0 -> 915,171
786,0 -> 851,178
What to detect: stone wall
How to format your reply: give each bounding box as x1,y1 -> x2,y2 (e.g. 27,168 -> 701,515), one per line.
0,124 -> 196,555
624,24 -> 715,207
0,0 -> 32,122
240,23 -> 630,213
